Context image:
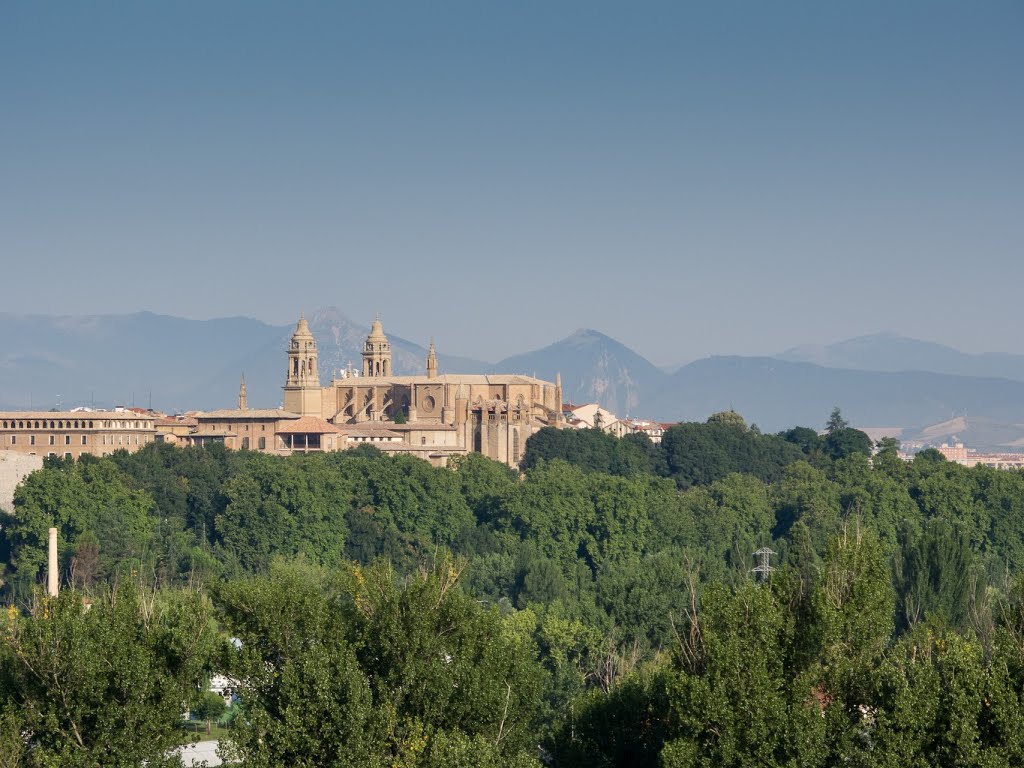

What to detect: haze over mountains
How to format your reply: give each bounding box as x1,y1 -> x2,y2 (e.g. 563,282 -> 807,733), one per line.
3,310 -> 1024,450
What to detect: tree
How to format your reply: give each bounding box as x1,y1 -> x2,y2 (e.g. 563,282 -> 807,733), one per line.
0,583 -> 218,767
781,426 -> 824,458
826,407 -> 848,435
216,561 -> 382,767
825,427 -> 873,460
193,691 -> 227,734
216,559 -> 545,767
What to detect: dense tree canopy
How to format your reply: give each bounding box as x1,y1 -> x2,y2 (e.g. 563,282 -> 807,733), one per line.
3,411 -> 1024,766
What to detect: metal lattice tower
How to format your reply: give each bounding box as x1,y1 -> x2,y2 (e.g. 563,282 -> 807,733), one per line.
752,547 -> 776,582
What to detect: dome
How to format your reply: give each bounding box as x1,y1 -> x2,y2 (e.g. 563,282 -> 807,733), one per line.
367,315 -> 388,341
293,312 -> 313,338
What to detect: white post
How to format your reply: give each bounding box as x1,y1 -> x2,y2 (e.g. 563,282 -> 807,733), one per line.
47,527 -> 58,597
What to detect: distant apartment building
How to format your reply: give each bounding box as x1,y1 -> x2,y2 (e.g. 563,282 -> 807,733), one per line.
936,441 -> 1024,470
0,408 -> 157,460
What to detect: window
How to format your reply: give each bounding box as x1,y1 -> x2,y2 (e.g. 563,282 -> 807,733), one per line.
81,435 -> 87,445
30,435 -> 36,445
258,437 -> 266,450
241,437 -> 250,450
10,436 -> 15,445
65,435 -> 71,445
49,435 -> 55,445
64,453 -> 72,459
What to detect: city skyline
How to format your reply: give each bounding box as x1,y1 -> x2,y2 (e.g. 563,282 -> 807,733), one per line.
2,1 -> 1021,363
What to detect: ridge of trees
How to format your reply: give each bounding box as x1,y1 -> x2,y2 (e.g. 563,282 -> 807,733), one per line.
3,408 -> 1024,765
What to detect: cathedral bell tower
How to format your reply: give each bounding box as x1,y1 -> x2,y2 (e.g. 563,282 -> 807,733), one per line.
362,315 -> 392,377
283,313 -> 323,416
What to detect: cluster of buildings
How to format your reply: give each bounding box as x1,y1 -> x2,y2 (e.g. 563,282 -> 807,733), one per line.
0,314 -> 564,472
930,441 -> 1024,470
560,402 -> 670,443
0,314 -> 676,511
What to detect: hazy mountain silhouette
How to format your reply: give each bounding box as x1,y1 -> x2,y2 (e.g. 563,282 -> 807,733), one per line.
646,356 -> 1024,434
0,309 -> 491,412
779,333 -> 1024,382
5,312 -> 1024,450
493,329 -> 667,416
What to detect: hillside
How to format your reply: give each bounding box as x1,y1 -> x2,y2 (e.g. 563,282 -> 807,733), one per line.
494,329 -> 667,416
5,312 -> 1024,450
646,356 -> 1024,437
779,333 -> 1024,382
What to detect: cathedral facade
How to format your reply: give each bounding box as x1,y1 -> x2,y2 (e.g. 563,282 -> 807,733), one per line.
193,314 -> 562,467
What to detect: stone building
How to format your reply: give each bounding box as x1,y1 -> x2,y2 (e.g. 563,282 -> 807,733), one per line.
192,314 -> 563,467
0,410 -> 157,459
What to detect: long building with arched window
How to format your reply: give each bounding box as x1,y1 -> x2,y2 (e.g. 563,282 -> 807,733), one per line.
0,410 -> 157,459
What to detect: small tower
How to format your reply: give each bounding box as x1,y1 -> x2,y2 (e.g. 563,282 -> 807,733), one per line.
552,372 -> 563,427
283,313 -> 323,416
426,339 -> 438,380
362,315 -> 392,377
238,373 -> 248,411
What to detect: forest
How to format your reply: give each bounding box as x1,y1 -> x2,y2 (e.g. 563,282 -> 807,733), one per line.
3,410 -> 1024,766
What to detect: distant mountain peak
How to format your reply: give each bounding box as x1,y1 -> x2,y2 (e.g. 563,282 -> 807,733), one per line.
308,306 -> 357,327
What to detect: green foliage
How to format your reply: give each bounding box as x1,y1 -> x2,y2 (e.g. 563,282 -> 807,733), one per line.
661,419 -> 805,489
519,426 -> 651,477
0,583 -> 218,767
3,424 -> 1024,765
216,559 -> 544,766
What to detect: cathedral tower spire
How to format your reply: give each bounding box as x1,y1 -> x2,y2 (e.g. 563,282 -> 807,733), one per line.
426,338 -> 438,379
238,373 -> 248,411
362,314 -> 392,377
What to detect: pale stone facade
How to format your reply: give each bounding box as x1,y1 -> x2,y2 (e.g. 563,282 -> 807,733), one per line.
197,314 -> 563,467
0,410 -> 157,460
0,452 -> 43,513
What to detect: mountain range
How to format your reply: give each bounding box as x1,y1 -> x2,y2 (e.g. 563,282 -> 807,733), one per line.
3,311 -> 1024,451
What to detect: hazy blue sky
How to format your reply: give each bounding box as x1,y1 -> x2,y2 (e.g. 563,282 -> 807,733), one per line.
2,1 -> 1021,364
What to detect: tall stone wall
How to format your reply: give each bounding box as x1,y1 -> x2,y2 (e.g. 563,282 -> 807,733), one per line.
0,452 -> 43,513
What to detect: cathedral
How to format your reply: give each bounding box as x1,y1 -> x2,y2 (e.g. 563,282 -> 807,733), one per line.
191,314 -> 563,467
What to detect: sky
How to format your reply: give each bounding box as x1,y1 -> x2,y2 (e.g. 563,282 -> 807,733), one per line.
2,1 -> 1021,365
